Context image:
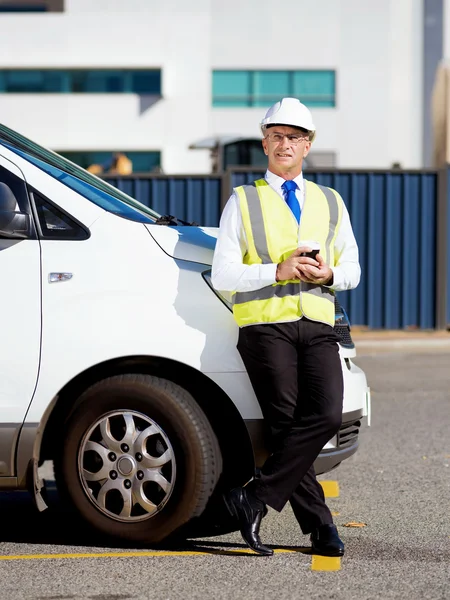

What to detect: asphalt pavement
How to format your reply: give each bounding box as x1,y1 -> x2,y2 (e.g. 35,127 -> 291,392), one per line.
0,346 -> 449,600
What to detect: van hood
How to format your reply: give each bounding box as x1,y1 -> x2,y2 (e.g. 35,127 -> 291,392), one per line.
146,225 -> 218,265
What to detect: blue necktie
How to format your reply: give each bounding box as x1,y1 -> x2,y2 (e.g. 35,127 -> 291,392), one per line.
282,180 -> 300,223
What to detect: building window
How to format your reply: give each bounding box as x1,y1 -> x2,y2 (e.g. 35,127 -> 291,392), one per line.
0,0 -> 64,11
212,70 -> 335,108
58,151 -> 162,174
0,5 -> 47,10
0,69 -> 161,94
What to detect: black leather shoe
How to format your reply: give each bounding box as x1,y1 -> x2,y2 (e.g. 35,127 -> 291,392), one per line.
224,487 -> 273,556
310,524 -> 345,556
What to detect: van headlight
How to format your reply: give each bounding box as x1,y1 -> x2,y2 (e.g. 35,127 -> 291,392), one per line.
202,269 -> 233,311
334,296 -> 355,350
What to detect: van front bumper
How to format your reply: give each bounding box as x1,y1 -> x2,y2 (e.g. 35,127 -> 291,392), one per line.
246,408 -> 364,475
314,438 -> 359,475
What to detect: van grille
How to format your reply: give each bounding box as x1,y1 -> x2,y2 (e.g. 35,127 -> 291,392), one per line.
334,325 -> 353,346
338,419 -> 361,449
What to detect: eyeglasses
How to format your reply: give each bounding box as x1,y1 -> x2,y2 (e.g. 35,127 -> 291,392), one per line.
265,132 -> 309,145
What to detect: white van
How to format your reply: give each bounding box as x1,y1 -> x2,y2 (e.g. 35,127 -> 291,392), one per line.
0,124 -> 370,544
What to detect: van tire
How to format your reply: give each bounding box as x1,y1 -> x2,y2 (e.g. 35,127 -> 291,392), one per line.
54,374 -> 222,544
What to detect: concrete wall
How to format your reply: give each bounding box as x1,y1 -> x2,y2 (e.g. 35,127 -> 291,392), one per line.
211,0 -> 423,169
0,0 -> 424,171
0,0 -> 212,173
444,0 -> 450,58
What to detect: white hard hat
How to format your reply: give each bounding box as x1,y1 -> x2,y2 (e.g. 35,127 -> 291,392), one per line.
260,97 -> 316,142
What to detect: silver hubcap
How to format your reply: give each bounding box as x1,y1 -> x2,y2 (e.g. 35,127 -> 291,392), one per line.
78,411 -> 176,522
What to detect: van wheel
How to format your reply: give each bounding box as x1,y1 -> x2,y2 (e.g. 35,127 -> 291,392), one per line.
54,374 -> 222,544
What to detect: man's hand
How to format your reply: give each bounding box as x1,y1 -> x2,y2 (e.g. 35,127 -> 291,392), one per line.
276,246 -> 324,282
297,253 -> 333,285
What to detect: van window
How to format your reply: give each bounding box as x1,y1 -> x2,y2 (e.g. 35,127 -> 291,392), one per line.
33,192 -> 89,240
0,123 -> 160,223
0,164 -> 31,214
6,145 -> 155,224
16,146 -> 159,224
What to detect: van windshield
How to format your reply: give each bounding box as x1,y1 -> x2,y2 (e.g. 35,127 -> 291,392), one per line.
0,123 -> 160,224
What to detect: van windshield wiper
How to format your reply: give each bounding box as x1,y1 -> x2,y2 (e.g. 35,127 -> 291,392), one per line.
155,214 -> 198,226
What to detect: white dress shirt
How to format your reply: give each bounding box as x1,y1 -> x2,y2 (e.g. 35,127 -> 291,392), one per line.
211,170 -> 361,293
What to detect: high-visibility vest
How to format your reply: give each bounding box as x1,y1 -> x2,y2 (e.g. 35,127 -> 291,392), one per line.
232,178 -> 343,327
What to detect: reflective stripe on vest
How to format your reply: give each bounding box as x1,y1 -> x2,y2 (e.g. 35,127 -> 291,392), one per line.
232,179 -> 342,327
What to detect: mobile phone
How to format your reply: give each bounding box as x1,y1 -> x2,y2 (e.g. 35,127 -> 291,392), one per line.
298,240 -> 320,260
301,249 -> 320,260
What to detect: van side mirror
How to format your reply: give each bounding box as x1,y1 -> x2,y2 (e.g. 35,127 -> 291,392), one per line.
0,182 -> 30,239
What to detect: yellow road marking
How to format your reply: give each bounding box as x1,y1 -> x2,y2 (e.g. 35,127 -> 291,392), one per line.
311,555 -> 341,571
0,548 -> 308,561
0,551 -> 211,561
0,548 -> 342,573
320,481 -> 340,497
312,479 -> 342,570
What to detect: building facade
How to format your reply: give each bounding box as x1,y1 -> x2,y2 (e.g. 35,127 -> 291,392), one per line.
0,0 -> 433,173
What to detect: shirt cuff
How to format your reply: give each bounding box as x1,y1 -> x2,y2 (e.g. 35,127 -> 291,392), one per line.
260,262 -> 278,285
324,267 -> 341,290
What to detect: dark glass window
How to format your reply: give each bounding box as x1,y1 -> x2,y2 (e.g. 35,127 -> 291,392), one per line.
71,70 -> 124,93
0,5 -> 47,11
130,71 -> 161,94
33,192 -> 89,240
0,164 -> 32,238
0,70 -> 68,92
212,70 -> 336,108
59,151 -> 161,173
0,1 -> 64,12
0,164 -> 30,213
5,144 -> 157,224
0,69 -> 161,94
0,121 -> 160,223
222,140 -> 267,170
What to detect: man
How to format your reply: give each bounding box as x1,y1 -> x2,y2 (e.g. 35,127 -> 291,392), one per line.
211,97 -> 360,557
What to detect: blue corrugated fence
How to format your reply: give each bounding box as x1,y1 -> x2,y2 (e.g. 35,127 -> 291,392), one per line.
105,168 -> 441,329
105,175 -> 222,227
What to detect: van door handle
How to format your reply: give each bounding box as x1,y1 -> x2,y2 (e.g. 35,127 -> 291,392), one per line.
49,273 -> 73,283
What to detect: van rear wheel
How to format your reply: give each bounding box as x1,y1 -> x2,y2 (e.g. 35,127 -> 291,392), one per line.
54,374 -> 222,544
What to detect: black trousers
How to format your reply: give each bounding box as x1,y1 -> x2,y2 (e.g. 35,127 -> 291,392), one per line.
237,318 -> 344,534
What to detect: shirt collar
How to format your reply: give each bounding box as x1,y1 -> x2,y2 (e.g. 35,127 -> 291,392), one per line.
265,169 -> 304,195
